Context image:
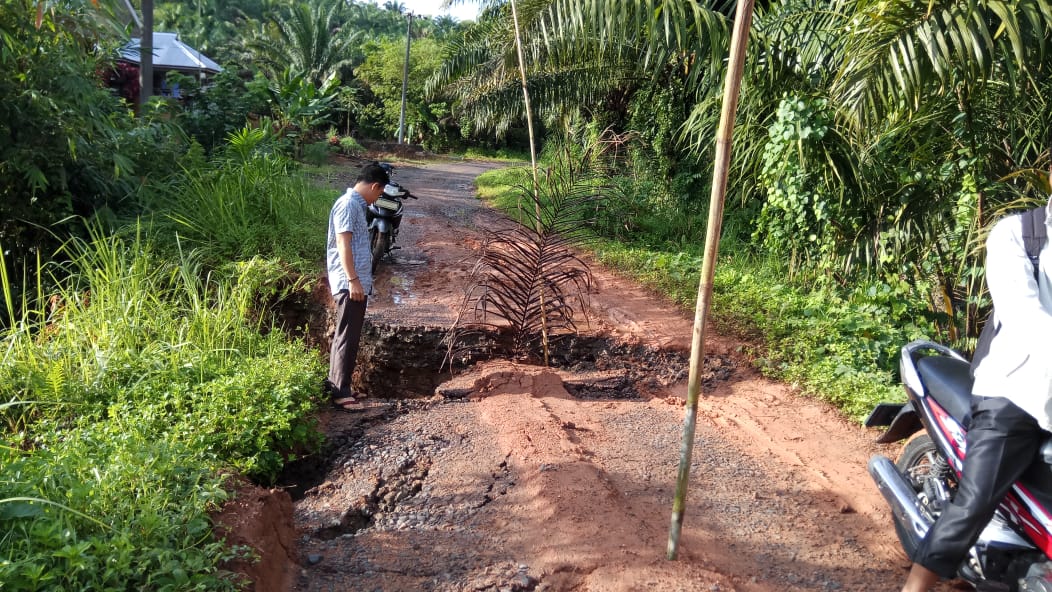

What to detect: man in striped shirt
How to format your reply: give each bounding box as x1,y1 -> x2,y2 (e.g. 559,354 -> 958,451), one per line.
325,162 -> 389,410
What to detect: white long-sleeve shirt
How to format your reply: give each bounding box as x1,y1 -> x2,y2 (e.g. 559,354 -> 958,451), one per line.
972,199 -> 1052,429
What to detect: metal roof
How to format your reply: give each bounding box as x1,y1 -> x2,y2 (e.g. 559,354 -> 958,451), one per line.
120,32 -> 221,74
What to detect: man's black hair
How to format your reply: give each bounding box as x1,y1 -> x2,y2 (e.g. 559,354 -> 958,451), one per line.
357,162 -> 390,186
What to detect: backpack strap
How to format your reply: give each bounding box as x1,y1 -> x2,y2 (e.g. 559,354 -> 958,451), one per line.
1022,205 -> 1048,283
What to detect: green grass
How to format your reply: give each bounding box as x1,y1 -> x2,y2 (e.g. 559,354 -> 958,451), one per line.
1,221 -> 323,590
457,146 -> 531,162
474,167 -> 930,421
156,154 -> 332,272
474,166 -> 530,209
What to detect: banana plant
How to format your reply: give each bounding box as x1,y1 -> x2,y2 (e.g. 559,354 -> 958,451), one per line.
266,70 -> 338,155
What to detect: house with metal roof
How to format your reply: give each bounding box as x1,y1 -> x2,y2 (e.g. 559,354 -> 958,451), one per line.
118,32 -> 221,99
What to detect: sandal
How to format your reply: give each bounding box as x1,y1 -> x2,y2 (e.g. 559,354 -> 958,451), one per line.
332,394 -> 367,412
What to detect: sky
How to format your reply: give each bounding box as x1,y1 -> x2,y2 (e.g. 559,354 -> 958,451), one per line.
370,1 -> 484,22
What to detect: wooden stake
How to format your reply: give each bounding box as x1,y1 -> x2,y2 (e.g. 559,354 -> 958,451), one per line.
667,0 -> 755,560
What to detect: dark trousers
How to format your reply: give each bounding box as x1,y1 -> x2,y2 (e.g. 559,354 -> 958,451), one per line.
327,291 -> 368,399
913,396 -> 1043,578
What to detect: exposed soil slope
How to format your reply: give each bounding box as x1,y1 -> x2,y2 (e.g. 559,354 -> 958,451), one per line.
269,157 -> 958,591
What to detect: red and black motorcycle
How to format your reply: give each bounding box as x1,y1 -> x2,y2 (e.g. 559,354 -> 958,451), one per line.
867,340 -> 1052,591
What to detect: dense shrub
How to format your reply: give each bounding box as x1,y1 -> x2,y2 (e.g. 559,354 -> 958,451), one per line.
0,227 -> 323,590
0,427 -> 240,591
175,69 -> 271,154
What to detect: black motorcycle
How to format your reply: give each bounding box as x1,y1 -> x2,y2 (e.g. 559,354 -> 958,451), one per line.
367,164 -> 417,273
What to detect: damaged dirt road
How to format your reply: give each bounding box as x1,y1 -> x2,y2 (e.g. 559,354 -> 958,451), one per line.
279,158 -> 945,591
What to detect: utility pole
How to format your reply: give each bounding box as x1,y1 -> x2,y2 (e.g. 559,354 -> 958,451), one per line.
139,0 -> 153,108
396,12 -> 414,144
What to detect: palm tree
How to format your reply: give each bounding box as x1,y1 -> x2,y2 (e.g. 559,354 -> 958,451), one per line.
247,0 -> 360,87
429,14 -> 462,37
429,0 -> 732,136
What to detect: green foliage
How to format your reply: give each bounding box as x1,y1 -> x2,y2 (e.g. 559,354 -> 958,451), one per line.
338,135 -> 365,156
0,0 -> 169,286
176,69 -> 272,153
302,140 -> 333,166
157,148 -> 329,267
755,94 -> 838,268
246,0 -> 360,87
0,224 -> 322,589
625,80 -> 706,206
155,0 -> 282,64
355,36 -> 450,143
0,424 -> 242,592
266,72 -> 339,155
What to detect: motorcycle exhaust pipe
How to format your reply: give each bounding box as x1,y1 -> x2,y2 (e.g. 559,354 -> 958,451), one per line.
868,455 -> 933,553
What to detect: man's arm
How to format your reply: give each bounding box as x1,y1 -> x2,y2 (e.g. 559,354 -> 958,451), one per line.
336,231 -> 365,301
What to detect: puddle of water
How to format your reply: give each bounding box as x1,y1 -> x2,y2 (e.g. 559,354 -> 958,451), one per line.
389,274 -> 417,305
392,257 -> 427,265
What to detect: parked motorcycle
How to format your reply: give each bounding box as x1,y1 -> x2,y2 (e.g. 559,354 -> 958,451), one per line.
867,340 -> 1052,591
367,163 -> 417,273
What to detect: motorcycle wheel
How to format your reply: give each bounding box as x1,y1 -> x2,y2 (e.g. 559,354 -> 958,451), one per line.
894,434 -> 945,557
370,228 -> 389,273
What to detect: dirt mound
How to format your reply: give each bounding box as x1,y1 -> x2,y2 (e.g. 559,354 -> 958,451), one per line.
212,482 -> 298,592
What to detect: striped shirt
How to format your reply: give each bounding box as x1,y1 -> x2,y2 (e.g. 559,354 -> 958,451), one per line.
327,188 -> 373,296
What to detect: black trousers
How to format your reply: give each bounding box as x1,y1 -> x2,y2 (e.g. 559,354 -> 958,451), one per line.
327,291 -> 368,399
913,396 -> 1043,578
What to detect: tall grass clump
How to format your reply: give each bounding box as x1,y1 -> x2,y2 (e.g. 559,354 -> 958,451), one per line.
158,131 -> 330,268
0,223 -> 322,589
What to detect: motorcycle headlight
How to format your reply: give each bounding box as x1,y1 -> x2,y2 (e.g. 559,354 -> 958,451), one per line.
383,183 -> 408,198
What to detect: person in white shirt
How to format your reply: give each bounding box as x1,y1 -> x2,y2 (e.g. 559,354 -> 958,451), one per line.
325,163 -> 389,410
902,195 -> 1052,591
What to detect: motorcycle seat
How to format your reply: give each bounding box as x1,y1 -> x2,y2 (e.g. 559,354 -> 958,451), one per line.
916,355 -> 973,424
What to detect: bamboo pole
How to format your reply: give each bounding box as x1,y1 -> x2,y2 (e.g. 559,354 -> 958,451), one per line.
509,0 -> 550,366
667,0 -> 755,560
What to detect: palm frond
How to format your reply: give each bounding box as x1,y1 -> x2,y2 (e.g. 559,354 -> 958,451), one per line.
449,143 -> 616,360
833,0 -> 1052,128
